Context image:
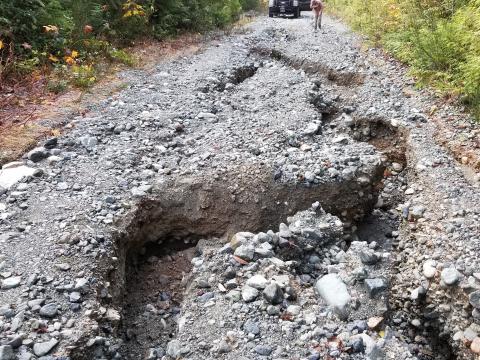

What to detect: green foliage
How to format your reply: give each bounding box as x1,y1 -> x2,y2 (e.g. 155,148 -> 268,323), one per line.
0,0 -> 262,88
108,48 -> 136,65
0,0 -> 44,40
149,0 -> 245,39
327,0 -> 480,120
69,64 -> 97,88
240,0 -> 262,10
12,57 -> 41,75
47,78 -> 68,93
37,0 -> 74,34
461,54 -> 480,118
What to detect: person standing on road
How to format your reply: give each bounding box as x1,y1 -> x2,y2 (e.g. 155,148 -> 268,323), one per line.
310,0 -> 324,31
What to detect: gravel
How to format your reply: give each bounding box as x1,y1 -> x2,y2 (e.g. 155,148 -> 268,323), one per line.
0,346 -> 14,360
0,10 -> 478,360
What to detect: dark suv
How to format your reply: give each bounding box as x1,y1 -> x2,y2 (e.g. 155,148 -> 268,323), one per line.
268,0 -> 310,17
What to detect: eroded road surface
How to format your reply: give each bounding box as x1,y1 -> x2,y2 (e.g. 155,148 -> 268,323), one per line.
1,13 -> 480,360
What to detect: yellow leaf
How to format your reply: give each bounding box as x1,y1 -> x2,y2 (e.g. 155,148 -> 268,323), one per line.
379,331 -> 385,338
71,50 -> 79,58
0,40 -> 4,49
43,25 -> 59,34
49,54 -> 59,62
65,56 -> 75,65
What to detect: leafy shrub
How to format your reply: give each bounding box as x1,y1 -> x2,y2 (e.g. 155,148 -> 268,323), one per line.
47,78 -> 68,93
149,0 -> 245,38
0,0 -> 262,87
240,0 -> 262,10
70,64 -> 96,88
326,0 -> 480,120
12,57 -> 41,75
460,54 -> 480,117
108,48 -> 136,66
0,0 -> 46,47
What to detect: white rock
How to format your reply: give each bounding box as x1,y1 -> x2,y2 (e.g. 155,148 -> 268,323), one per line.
106,308 -> 121,322
234,244 -> 254,261
0,165 -> 35,190
254,242 -> 274,258
422,260 -> 436,279
332,134 -> 349,144
242,285 -> 259,302
304,312 -> 317,325
166,340 -> 182,358
272,274 -> 290,288
197,112 -> 217,119
246,275 -> 268,290
79,136 -> 97,149
315,273 -> 351,320
47,156 -> 62,164
303,122 -> 320,136
391,162 -> 403,171
1,276 -> 22,290
286,305 -> 301,316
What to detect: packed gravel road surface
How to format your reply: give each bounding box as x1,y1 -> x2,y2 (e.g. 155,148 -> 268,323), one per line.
1,13 -> 479,360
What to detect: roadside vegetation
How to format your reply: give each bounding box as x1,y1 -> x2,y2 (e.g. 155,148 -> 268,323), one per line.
0,0 -> 263,90
326,0 -> 480,119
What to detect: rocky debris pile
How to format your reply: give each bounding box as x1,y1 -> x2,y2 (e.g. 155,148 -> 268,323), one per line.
113,204 -> 416,360
0,29 -> 387,360
252,17 -> 480,359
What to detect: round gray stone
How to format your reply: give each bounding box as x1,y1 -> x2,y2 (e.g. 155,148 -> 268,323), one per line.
441,267 -> 460,286
39,303 -> 58,318
254,345 -> 273,356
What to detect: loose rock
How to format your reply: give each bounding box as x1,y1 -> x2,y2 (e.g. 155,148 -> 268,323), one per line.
33,339 -> 58,357
315,274 -> 351,319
